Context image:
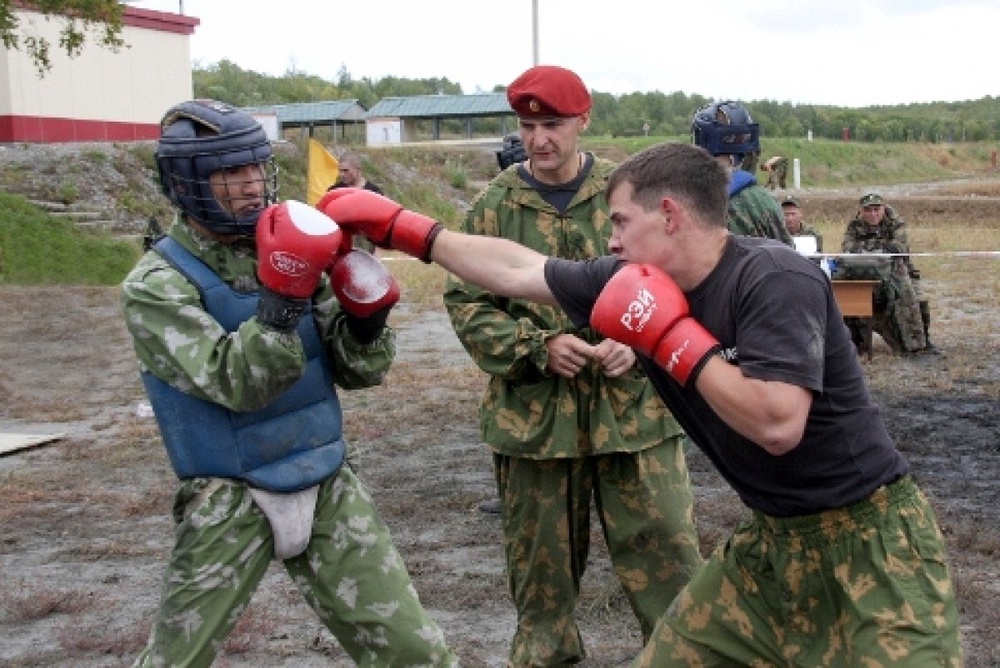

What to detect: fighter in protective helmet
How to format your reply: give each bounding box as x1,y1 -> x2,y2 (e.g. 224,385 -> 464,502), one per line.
692,100 -> 792,245
123,99 -> 457,666
155,99 -> 278,236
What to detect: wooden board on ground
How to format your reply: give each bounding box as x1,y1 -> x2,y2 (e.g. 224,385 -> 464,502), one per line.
0,432 -> 66,456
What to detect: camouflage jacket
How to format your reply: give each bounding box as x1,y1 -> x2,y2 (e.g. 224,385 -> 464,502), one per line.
121,217 -> 394,413
840,207 -> 920,273
728,183 -> 793,245
841,208 -> 910,255
443,155 -> 684,458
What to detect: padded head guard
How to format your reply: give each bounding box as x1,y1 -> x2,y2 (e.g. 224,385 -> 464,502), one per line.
691,100 -> 760,162
156,99 -> 278,235
496,133 -> 528,171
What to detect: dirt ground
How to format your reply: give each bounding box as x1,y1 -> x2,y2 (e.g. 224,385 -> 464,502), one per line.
1,194 -> 998,667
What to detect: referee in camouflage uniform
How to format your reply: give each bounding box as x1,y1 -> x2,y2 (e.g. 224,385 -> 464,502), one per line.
122,99 -> 456,667
443,66 -> 703,666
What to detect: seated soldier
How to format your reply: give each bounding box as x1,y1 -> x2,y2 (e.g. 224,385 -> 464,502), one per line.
781,195 -> 823,254
840,193 -> 937,356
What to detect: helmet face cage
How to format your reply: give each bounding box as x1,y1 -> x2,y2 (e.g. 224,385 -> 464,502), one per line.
155,100 -> 278,236
691,101 -> 760,161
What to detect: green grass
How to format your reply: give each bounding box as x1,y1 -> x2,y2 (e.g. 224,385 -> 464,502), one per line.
582,135 -> 996,188
0,192 -> 141,285
2,138 -> 997,287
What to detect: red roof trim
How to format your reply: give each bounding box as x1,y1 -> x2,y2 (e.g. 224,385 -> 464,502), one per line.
123,7 -> 200,35
0,114 -> 161,143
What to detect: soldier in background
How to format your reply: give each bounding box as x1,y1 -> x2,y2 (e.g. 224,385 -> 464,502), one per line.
691,100 -> 792,245
841,192 -> 937,355
761,155 -> 789,190
780,195 -> 823,252
328,151 -> 383,253
496,132 -> 528,170
444,65 -> 703,665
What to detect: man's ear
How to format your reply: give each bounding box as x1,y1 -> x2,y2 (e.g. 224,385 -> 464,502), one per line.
660,197 -> 681,232
577,111 -> 591,132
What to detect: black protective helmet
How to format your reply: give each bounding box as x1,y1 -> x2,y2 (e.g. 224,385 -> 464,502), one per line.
496,132 -> 528,171
691,100 -> 760,162
155,99 -> 278,235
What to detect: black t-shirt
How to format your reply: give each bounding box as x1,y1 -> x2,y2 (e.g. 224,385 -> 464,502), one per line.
329,180 -> 384,196
517,154 -> 593,213
329,181 -> 384,252
544,235 -> 908,517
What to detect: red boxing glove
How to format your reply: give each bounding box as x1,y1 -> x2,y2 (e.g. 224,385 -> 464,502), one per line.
329,249 -> 400,344
257,200 -> 343,298
329,249 -> 400,318
316,188 -> 442,263
590,264 -> 720,386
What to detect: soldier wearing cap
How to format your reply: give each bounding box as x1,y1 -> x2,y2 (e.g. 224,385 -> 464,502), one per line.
841,192 -> 936,355
780,195 -> 823,252
444,65 -> 702,665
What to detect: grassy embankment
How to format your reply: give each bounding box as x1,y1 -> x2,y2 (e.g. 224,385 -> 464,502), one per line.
1,137 -> 998,290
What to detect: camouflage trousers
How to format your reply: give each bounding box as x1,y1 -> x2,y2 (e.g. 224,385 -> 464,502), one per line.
631,476 -> 963,667
133,467 -> 457,668
495,438 -> 704,667
876,260 -> 926,352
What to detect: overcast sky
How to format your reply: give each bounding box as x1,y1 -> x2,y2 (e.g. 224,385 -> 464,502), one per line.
130,0 -> 999,108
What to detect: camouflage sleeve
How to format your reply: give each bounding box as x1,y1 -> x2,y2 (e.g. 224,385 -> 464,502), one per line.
122,255 -> 307,412
884,218 -> 910,254
443,273 -> 553,379
441,197 -> 553,380
727,186 -> 793,245
841,219 -> 864,252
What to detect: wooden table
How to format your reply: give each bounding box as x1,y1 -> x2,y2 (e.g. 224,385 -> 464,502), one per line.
831,280 -> 880,360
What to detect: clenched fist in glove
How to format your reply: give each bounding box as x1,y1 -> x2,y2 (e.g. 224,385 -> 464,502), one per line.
316,189 -> 443,263
329,249 -> 400,344
591,264 -> 720,386
256,200 -> 343,332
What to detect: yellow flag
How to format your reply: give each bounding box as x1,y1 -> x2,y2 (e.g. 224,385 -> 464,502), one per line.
307,139 -> 339,206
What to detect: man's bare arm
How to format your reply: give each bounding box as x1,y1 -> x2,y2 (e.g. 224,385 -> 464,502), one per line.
429,230 -> 557,305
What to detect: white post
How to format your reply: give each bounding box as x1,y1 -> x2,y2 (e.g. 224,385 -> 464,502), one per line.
793,158 -> 801,190
532,0 -> 540,65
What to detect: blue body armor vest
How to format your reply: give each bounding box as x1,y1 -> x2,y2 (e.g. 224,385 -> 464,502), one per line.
728,169 -> 756,197
141,237 -> 345,492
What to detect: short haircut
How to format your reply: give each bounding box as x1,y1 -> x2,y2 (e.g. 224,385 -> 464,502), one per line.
338,151 -> 362,169
606,142 -> 729,228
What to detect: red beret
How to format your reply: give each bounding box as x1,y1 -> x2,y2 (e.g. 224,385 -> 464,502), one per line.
506,65 -> 592,118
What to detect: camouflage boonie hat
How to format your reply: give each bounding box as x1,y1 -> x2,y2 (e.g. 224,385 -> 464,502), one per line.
860,192 -> 884,207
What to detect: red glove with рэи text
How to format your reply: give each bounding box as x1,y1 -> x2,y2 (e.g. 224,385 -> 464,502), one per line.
590,264 -> 720,386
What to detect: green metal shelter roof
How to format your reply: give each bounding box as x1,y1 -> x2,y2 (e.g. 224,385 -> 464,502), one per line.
242,100 -> 367,125
365,93 -> 513,119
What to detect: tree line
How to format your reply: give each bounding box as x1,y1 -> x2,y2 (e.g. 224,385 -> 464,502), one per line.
194,60 -> 1000,143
